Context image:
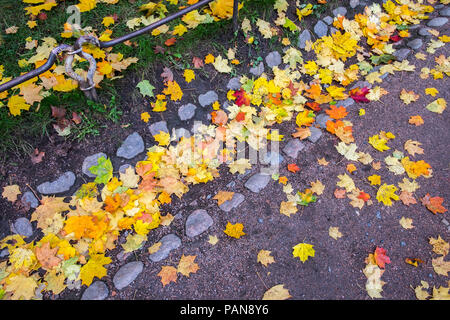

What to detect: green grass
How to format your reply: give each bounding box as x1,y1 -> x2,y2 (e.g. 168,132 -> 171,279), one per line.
0,0 -> 278,164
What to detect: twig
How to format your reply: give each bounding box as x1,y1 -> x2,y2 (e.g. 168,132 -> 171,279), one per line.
256,270 -> 269,290
26,183 -> 41,202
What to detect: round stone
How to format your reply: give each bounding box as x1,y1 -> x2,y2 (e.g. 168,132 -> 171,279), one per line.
298,29 -> 311,49
427,17 -> 448,27
265,51 -> 282,68
82,153 -> 107,177
81,281 -> 109,300
185,209 -> 213,237
149,120 -> 168,136
198,91 -> 218,107
113,261 -> 143,290
178,103 -> 197,121
12,217 -> 33,237
21,191 -> 39,209
314,20 -> 328,38
244,173 -> 271,193
407,38 -> 423,50
37,171 -> 76,195
116,132 -> 144,159
148,234 -> 181,262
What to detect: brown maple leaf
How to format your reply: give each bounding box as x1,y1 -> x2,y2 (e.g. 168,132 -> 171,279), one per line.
399,191 -> 417,206
334,188 -> 346,199
157,266 -> 177,286
192,56 -> 204,69
161,67 -> 174,83
35,242 -> 62,270
292,127 -> 311,140
213,191 -> 234,206
30,148 -> 45,164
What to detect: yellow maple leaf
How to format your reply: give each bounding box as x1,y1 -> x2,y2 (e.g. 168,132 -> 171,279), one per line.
162,80 -> 183,101
204,53 -> 215,64
177,254 -> 199,277
212,55 -> 232,73
183,69 -> 195,83
79,253 -> 112,286
425,87 -> 439,97
292,242 -> 315,262
223,222 -> 245,238
400,89 -> 419,105
172,24 -> 188,36
7,95 -> 30,116
141,111 -> 151,123
5,274 -> 38,300
153,131 -> 171,146
102,16 -> 115,27
2,184 -> 21,202
376,183 -> 399,206
368,174 -> 381,186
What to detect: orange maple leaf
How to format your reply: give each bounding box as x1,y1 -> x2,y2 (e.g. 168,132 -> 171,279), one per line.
325,105 -> 348,119
177,255 -> 200,277
164,37 -> 176,46
35,242 -> 62,270
421,194 -> 447,214
287,163 -> 300,173
374,247 -> 391,269
158,266 -> 178,286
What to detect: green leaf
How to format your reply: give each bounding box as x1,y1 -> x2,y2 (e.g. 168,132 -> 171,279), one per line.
136,80 -> 155,98
283,18 -> 298,32
370,54 -> 395,65
89,156 -> 113,184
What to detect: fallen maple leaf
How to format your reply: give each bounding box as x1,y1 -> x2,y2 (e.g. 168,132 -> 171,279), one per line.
334,188 -> 346,199
192,56 -> 204,69
421,194 -> 447,214
317,157 -> 329,166
399,217 -> 414,229
213,191 -> 234,206
291,127 -> 311,140
257,249 -> 275,267
223,222 -> 245,239
262,284 -> 292,300
164,37 -> 176,46
399,191 -> 417,206
404,140 -> 424,157
329,227 -> 343,240
292,243 -> 315,263
160,67 -> 174,83
400,89 -> 419,105
35,242 -> 61,270
30,148 -> 45,164
177,254 -> 199,277
2,185 -> 21,202
429,236 -> 449,256
287,163 -> 300,173
374,247 -> 391,269
158,265 -> 177,286
349,87 -> 370,103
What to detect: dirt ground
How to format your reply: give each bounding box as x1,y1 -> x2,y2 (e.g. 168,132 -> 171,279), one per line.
0,1 -> 449,300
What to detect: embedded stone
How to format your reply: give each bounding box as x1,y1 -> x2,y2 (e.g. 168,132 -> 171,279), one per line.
37,171 -> 76,195
314,20 -> 328,38
298,29 -> 311,49
315,114 -> 332,129
227,77 -> 241,90
393,48 -> 411,61
249,61 -> 264,77
198,91 -> 218,107
12,218 -> 33,237
323,16 -> 333,25
333,7 -> 347,17
149,120 -> 168,136
282,139 -> 305,158
185,209 -> 213,237
81,281 -> 109,300
427,17 -> 448,27
265,51 -> 282,68
178,103 -> 197,121
307,127 -> 323,143
116,132 -> 144,159
244,173 -> 271,193
407,38 -> 423,50
113,261 -> 143,290
21,191 -> 39,209
82,152 -> 107,177
219,193 -> 245,212
148,234 -> 181,262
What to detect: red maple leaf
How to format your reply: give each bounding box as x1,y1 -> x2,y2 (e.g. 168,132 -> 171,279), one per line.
390,34 -> 401,42
235,112 -> 246,122
374,247 -> 391,269
357,191 -> 371,202
164,37 -> 176,47
349,87 -> 370,103
233,89 -> 250,107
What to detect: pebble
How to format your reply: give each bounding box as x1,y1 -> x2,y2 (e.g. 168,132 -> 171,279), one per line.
393,48 -> 411,61
258,218 -> 263,223
178,103 -> 197,121
21,191 -> 39,209
249,62 -> 264,77
315,114 -> 332,129
261,151 -> 284,166
198,91 -> 218,107
82,152 -> 107,177
185,209 -> 213,237
174,127 -> 191,140
113,261 -> 143,290
12,217 -> 33,237
440,7 -> 450,17
332,7 -> 347,17
350,0 -> 359,8
219,193 -> 245,212
442,218 -> 449,226
265,51 -> 282,68
227,77 -> 241,90
244,173 -> 271,193
298,29 -> 311,49
0,248 -> 8,258
119,164 -> 132,174
149,120 -> 168,136
401,241 -> 406,247
148,234 -> 181,262
37,171 -> 75,195
407,38 -> 423,50
418,27 -> 432,37
307,127 -> 322,143
116,132 -> 144,160
282,139 -> 305,158
339,97 -> 355,108
427,17 -> 448,27
81,281 -> 109,300
323,16 -> 333,25
376,211 -> 382,219
329,27 -> 339,35
314,20 -> 328,38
